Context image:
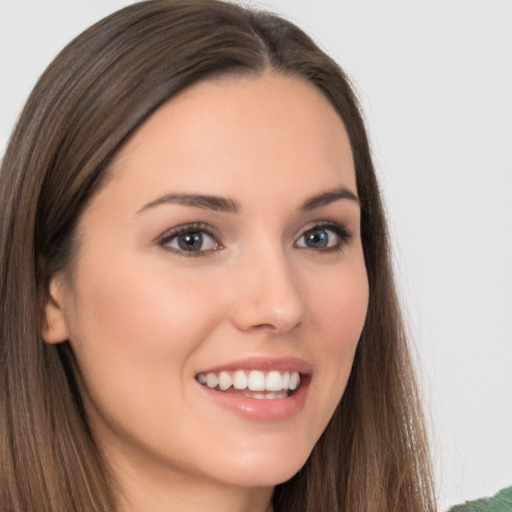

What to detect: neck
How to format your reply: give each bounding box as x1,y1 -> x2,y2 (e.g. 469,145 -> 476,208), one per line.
115,471 -> 274,512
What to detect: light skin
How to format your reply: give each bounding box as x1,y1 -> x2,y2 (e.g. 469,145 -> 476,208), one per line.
43,72 -> 369,512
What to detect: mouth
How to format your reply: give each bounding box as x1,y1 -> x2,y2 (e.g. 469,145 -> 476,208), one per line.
195,369 -> 302,400
194,357 -> 311,420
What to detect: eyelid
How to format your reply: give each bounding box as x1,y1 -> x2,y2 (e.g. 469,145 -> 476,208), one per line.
294,220 -> 353,252
157,222 -> 223,257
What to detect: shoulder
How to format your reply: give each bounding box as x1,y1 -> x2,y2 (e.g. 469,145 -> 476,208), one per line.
448,486 -> 512,512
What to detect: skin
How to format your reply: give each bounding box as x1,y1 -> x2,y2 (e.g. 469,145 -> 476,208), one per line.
43,72 -> 369,512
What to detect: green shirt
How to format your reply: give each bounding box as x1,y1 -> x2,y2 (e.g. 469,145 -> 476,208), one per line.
449,486 -> 512,512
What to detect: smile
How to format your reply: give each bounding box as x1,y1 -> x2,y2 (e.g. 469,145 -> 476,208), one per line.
195,357 -> 311,420
196,370 -> 301,399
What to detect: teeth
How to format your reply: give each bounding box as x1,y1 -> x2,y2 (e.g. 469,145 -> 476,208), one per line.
265,370 -> 283,391
248,370 -> 265,391
250,391 -> 289,399
233,370 -> 247,389
264,391 -> 288,399
205,373 -> 218,389
265,391 -> 288,399
289,371 -> 300,390
218,371 -> 232,391
197,370 -> 301,393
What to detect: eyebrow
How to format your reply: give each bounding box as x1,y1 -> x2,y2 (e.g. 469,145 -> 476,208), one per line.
137,193 -> 241,214
137,186 -> 359,215
300,186 -> 359,211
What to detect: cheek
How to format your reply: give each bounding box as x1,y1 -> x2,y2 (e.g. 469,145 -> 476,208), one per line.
70,257 -> 219,358
63,256 -> 235,461
65,256 -> 225,418
310,259 -> 368,352
303,258 -> 368,422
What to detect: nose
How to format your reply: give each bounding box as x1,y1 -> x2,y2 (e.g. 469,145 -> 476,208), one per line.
228,247 -> 305,334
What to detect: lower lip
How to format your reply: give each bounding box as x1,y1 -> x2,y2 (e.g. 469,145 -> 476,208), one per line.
196,377 -> 310,421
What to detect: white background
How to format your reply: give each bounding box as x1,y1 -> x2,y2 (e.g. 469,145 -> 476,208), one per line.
1,1 -> 511,509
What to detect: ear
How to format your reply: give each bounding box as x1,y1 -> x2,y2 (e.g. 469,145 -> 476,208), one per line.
42,277 -> 70,344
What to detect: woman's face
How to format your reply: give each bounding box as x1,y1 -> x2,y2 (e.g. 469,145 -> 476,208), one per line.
45,73 -> 368,494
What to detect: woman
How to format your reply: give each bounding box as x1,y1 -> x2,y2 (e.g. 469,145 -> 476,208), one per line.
0,1 -> 435,511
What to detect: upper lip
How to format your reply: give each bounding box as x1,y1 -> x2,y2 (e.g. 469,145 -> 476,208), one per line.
196,356 -> 312,375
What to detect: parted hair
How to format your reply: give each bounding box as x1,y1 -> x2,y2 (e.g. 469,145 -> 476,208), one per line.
0,1 -> 435,511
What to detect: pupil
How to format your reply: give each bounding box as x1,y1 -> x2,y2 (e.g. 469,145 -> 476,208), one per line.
307,229 -> 328,248
178,232 -> 202,251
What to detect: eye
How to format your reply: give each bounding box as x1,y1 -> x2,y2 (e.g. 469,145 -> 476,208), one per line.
159,223 -> 222,256
295,223 -> 352,252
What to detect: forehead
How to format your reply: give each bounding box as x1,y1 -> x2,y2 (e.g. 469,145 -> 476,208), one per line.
105,72 -> 355,206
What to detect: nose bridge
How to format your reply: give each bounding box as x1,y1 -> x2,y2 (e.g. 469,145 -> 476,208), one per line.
229,236 -> 305,333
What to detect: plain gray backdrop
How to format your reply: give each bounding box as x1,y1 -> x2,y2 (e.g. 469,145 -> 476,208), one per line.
1,1 -> 511,509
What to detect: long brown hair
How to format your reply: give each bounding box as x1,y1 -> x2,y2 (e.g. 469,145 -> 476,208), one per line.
0,1 -> 435,510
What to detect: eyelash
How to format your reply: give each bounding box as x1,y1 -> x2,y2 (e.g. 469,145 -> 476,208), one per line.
297,221 -> 353,254
157,221 -> 353,257
158,222 -> 222,258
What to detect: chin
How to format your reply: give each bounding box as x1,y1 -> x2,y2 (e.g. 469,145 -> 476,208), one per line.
203,438 -> 313,488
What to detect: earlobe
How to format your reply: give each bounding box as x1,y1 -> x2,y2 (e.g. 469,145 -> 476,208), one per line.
42,278 -> 70,344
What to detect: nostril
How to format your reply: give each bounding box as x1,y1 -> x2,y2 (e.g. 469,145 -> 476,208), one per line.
252,323 -> 278,330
